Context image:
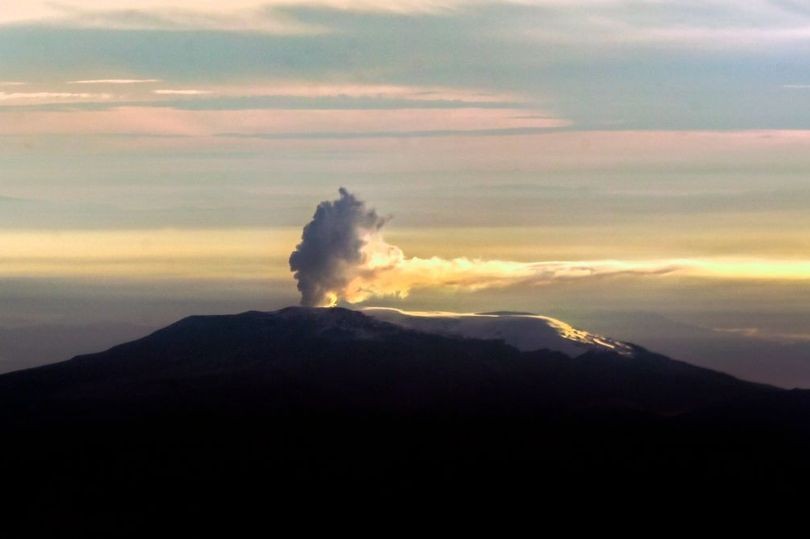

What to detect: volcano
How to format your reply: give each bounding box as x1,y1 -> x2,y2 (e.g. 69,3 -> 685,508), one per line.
3,307 -> 810,532
0,307 -> 767,417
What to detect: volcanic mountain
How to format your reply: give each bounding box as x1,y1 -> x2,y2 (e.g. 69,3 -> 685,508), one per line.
0,307 -> 766,418
3,307 -> 810,532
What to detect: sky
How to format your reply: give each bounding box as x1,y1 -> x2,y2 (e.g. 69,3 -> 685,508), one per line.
2,1 -> 810,385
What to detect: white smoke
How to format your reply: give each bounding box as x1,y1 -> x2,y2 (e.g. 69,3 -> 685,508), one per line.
290,189 -> 683,307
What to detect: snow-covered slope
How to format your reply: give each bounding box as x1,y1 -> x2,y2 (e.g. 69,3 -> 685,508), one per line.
362,307 -> 635,357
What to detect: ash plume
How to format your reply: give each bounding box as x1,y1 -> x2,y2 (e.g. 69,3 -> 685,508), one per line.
289,188 -> 387,307
290,189 -> 685,307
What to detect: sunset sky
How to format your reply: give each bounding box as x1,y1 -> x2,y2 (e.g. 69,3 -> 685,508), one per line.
3,1 -> 810,382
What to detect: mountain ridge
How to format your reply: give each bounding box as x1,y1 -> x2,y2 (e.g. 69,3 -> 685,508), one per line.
0,306 -> 775,421
2,305 -> 809,532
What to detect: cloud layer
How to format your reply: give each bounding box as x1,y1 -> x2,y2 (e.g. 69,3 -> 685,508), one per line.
6,0 -> 810,47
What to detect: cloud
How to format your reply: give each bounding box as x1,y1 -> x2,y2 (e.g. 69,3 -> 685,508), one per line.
164,82 -> 522,103
0,80 -> 527,113
714,327 -> 810,344
4,1 -> 809,48
4,3 -> 809,131
289,189 -> 683,306
0,2 -> 326,33
0,1 -> 459,28
6,82 -> 526,113
512,0 -> 810,49
154,89 -> 215,95
0,91 -> 113,104
0,106 -> 563,136
69,79 -> 161,84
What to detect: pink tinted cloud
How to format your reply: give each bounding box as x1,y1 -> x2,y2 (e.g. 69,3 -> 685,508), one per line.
0,106 -> 568,136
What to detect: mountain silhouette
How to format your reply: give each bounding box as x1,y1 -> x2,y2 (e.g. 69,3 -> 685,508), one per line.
3,307 -> 809,533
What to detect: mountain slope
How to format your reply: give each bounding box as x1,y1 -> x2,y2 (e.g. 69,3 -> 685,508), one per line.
1,306 -> 808,533
0,307 -> 769,421
363,307 -> 635,356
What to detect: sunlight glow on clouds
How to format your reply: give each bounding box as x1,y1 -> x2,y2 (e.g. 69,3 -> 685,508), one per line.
0,107 -> 566,136
0,229 -> 295,280
287,189 -> 810,307
0,1 -> 325,33
334,251 -> 685,307
2,0 -> 810,358
0,0 -> 456,29
4,0 -> 809,46
4,229 -> 810,291
153,89 -> 216,96
0,91 -> 113,104
0,81 -> 525,109
166,83 -> 523,103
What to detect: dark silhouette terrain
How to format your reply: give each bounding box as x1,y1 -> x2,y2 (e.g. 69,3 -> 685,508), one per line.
3,307 -> 809,533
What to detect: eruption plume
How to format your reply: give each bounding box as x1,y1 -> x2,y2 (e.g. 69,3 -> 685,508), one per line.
289,188 -> 388,307
289,189 -> 683,307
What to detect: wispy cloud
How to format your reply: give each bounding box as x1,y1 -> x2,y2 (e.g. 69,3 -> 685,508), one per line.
5,1 -> 810,47
0,106 -> 566,137
69,79 -> 161,85
1,2 -> 327,33
154,89 -> 215,96
0,92 -> 113,104
0,0 -> 460,27
175,82 -> 522,103
715,327 -> 810,344
514,2 -> 810,49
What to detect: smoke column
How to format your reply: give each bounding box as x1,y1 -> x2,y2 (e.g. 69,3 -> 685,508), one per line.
288,188 -> 388,306
290,189 -> 684,307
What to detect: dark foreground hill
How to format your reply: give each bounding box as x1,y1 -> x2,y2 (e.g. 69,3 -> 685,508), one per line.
2,307 -> 810,533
